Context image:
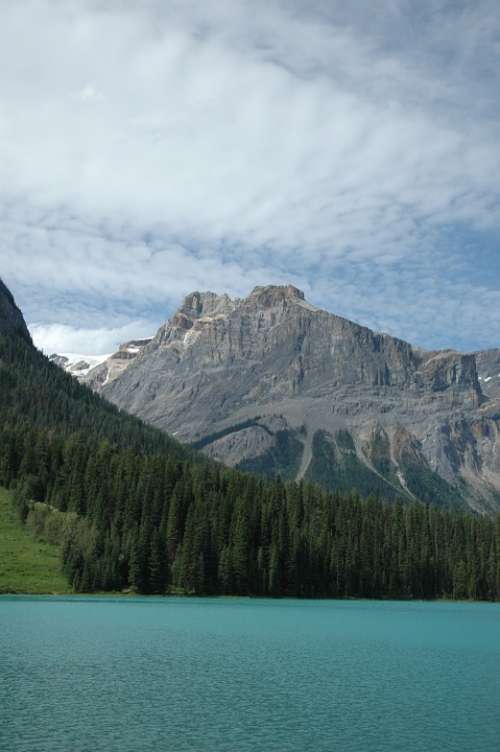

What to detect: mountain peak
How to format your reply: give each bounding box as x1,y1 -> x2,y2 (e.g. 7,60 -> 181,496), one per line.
176,285 -> 308,321
248,284 -> 305,306
180,291 -> 235,319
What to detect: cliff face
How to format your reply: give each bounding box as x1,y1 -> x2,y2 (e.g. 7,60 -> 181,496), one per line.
476,349 -> 500,399
97,284 -> 500,513
83,339 -> 153,390
0,279 -> 32,343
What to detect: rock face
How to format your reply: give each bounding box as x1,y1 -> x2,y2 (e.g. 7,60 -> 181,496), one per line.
0,278 -> 31,343
98,284 -> 500,514
476,349 -> 500,399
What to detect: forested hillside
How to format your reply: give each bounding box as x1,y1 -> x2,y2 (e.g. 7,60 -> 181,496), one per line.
1,328 -> 500,600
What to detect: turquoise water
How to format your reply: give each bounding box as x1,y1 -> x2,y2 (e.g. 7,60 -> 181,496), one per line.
1,597 -> 499,752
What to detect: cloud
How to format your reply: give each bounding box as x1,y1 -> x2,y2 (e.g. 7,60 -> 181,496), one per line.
30,320 -> 154,356
1,0 -> 500,352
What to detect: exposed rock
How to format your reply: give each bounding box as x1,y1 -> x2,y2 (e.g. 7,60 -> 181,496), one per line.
50,338 -> 152,388
98,284 -> 500,514
475,348 -> 500,399
48,353 -> 111,377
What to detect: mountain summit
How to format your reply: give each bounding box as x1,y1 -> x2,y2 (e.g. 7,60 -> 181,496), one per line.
90,285 -> 500,513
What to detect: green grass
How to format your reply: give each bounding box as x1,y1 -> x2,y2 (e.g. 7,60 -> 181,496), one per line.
0,487 -> 71,594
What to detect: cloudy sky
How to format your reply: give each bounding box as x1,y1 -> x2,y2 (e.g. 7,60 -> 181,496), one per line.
1,0 -> 500,355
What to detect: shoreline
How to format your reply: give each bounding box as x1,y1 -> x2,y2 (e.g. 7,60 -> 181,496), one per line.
1,590 -> 498,605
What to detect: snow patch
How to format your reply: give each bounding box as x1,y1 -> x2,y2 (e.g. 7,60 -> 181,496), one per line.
58,352 -> 112,376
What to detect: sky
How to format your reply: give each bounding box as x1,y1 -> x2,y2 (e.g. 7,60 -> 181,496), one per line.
1,0 -> 500,355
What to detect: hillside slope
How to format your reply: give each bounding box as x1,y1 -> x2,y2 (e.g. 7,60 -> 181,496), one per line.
0,488 -> 70,594
0,278 -> 31,342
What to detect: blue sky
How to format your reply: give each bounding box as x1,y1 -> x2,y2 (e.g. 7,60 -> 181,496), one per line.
1,0 -> 500,354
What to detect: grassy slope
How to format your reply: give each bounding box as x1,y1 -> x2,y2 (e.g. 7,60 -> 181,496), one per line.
0,487 -> 71,594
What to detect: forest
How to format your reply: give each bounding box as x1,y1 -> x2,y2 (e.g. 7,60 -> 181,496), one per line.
1,332 -> 499,600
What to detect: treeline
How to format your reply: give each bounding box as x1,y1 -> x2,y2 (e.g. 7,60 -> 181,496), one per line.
5,429 -> 500,600
1,333 -> 500,600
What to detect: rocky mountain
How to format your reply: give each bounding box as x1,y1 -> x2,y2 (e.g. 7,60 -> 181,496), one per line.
50,339 -> 152,389
88,284 -> 500,514
0,278 -> 31,343
476,349 -> 500,400
49,352 -> 111,378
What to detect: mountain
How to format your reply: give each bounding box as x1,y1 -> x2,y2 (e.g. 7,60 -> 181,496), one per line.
90,284 -> 500,514
0,278 -> 31,342
0,276 -> 498,600
476,349 -> 500,400
49,338 -> 152,389
49,352 -> 112,378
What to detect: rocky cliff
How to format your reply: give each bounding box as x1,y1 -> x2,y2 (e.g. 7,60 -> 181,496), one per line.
94,285 -> 500,514
476,349 -> 500,399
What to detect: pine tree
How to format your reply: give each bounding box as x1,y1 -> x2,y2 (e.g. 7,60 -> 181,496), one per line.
129,531 -> 148,593
149,529 -> 167,594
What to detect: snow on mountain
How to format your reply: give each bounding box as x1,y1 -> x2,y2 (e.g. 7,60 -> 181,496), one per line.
49,352 -> 112,376
49,338 -> 153,387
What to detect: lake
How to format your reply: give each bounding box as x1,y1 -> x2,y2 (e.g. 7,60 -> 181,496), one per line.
1,597 -> 499,752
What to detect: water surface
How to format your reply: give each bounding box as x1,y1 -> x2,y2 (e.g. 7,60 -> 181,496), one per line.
1,596 -> 499,751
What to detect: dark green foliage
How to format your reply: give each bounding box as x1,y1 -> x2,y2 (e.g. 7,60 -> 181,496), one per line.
0,332 -> 499,600
335,429 -> 356,452
237,429 -> 304,480
190,418 -> 268,450
369,427 -> 392,476
0,334 -> 186,458
399,448 -> 465,508
306,431 -> 403,500
12,479 -> 31,522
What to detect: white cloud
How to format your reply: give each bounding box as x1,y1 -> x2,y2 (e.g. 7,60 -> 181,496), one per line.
30,320 -> 154,356
1,0 -> 500,352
